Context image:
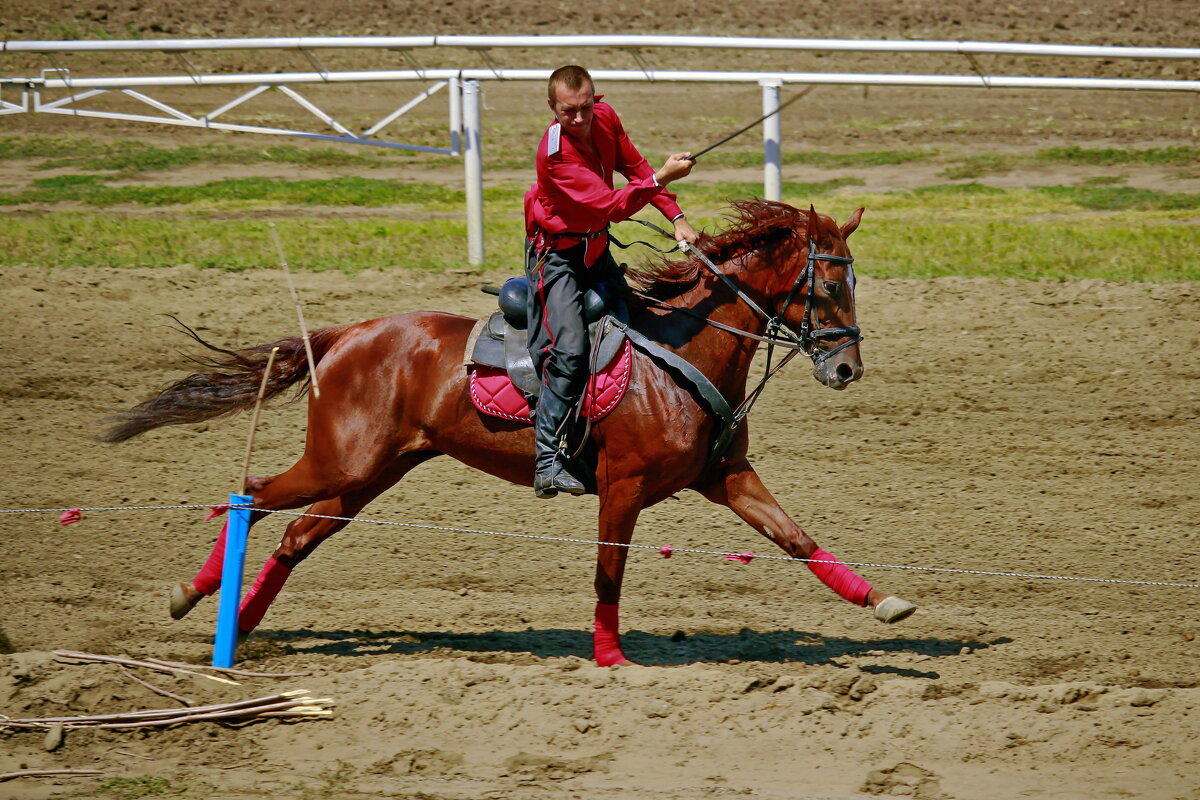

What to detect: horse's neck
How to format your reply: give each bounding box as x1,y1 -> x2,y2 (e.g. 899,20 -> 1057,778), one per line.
655,263 -> 770,399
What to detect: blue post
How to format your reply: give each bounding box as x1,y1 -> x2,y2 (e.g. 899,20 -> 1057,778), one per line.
212,493 -> 252,668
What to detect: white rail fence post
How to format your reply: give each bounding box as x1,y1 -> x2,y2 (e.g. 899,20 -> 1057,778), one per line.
448,74 -> 462,156
462,78 -> 484,266
760,79 -> 782,202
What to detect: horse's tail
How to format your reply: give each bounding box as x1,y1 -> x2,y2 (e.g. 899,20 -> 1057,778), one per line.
100,316 -> 351,443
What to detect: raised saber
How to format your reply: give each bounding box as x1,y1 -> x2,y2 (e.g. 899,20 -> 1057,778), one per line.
689,86 -> 814,161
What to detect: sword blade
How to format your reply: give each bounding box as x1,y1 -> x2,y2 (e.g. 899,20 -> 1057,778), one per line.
690,86 -> 813,161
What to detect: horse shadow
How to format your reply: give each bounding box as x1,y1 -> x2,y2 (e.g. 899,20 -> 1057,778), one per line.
262,626 -> 1008,676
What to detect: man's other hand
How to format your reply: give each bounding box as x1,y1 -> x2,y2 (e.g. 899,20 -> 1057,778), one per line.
655,152 -> 696,186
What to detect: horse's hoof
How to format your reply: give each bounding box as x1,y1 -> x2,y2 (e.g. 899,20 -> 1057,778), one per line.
874,595 -> 917,624
169,583 -> 201,620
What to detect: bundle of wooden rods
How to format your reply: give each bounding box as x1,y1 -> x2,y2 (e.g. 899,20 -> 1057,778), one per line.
0,689 -> 332,730
0,650 -> 331,731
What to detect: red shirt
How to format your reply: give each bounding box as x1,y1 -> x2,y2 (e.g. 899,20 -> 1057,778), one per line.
524,100 -> 683,251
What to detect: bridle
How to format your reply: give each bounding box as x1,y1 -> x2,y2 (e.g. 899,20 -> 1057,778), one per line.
686,236 -> 861,364
621,219 -> 862,424
625,219 -> 860,361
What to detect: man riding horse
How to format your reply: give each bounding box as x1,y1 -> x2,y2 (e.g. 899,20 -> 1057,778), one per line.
120,68 -> 918,664
524,65 -> 700,498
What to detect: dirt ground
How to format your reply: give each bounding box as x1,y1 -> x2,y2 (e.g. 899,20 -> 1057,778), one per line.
1,266 -> 1197,799
2,1 -> 1200,799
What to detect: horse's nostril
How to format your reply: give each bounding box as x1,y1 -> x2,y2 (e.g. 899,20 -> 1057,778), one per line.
836,363 -> 855,382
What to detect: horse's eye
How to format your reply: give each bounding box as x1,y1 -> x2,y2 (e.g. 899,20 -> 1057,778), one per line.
822,280 -> 840,297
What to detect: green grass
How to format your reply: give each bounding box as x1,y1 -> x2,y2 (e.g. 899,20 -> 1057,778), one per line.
0,214 -> 529,272
97,776 -> 177,799
1037,145 -> 1200,167
1035,185 -> 1200,211
0,175 -> 861,210
0,137 -> 406,172
3,139 -> 1198,281
852,218 -> 1200,281
939,154 -> 1018,180
4,197 -> 1196,281
673,178 -> 865,207
0,175 -> 530,209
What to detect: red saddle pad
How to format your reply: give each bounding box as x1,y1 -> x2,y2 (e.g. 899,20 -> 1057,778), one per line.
468,339 -> 632,424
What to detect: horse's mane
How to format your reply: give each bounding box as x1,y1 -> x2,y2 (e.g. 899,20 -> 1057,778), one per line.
627,199 -> 812,299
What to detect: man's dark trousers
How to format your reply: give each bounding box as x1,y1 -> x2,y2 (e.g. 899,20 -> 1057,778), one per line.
525,240 -> 616,494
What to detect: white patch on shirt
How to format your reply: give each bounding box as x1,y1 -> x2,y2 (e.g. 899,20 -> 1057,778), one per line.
547,123 -> 561,156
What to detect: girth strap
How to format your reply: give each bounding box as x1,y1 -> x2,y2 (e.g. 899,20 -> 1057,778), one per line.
610,320 -> 738,464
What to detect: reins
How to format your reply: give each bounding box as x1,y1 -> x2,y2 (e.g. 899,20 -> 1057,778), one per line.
623,219 -> 859,352
618,217 -> 862,426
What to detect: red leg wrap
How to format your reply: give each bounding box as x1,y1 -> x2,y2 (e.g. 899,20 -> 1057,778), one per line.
593,602 -> 628,666
237,556 -> 292,633
807,547 -> 873,607
191,520 -> 228,596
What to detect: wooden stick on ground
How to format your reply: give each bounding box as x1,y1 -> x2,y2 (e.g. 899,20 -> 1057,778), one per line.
119,665 -> 194,707
143,657 -> 310,678
0,769 -> 104,782
52,651 -> 239,686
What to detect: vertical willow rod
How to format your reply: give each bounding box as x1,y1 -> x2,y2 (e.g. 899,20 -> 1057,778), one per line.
239,346 -> 279,496
268,222 -> 321,399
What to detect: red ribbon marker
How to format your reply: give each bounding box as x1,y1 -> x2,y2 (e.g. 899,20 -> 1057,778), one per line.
724,551 -> 755,565
58,508 -> 83,526
658,545 -> 674,559
205,503 -> 230,521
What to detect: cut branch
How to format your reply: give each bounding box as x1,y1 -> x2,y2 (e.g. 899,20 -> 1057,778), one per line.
0,769 -> 104,782
119,665 -> 194,706
53,651 -> 239,686
143,657 -> 310,678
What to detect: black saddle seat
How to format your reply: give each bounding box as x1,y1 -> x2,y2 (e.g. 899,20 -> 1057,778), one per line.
499,277 -> 613,331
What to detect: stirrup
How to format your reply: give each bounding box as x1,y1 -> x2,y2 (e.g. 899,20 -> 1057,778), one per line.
534,461 -> 585,499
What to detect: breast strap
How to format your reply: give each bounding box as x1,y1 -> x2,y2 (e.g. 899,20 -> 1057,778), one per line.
609,320 -> 737,465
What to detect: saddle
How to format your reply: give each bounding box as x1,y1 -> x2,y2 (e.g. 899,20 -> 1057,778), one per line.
465,275 -> 740,465
464,277 -> 632,423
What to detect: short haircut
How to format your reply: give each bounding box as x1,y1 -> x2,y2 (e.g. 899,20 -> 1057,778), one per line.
548,65 -> 593,103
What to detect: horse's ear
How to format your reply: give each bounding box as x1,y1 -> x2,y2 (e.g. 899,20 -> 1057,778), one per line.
806,204 -> 820,241
840,207 -> 865,240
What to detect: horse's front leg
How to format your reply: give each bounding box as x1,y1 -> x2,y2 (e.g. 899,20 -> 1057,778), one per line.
696,458 -> 916,623
592,477 -> 645,666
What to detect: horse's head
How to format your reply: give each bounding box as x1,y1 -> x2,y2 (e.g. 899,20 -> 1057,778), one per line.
775,205 -> 864,391
628,200 -> 865,391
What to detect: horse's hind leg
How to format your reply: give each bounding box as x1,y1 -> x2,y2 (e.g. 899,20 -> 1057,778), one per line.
170,451 -> 435,622
171,511 -> 268,619
695,457 -> 917,623
236,451 -> 436,637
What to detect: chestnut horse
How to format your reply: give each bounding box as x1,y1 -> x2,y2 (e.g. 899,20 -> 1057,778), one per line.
105,200 -> 916,666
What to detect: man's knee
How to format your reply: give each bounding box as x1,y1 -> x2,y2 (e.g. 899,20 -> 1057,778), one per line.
544,349 -> 589,386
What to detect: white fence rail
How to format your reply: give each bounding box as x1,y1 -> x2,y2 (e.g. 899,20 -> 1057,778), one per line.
4,35 -> 1198,264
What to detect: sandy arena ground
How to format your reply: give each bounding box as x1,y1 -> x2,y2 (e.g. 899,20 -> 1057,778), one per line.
0,265 -> 1197,799
2,1 -> 1199,798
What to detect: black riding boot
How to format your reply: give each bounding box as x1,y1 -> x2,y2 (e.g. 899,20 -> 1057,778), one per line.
532,384 -> 586,499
